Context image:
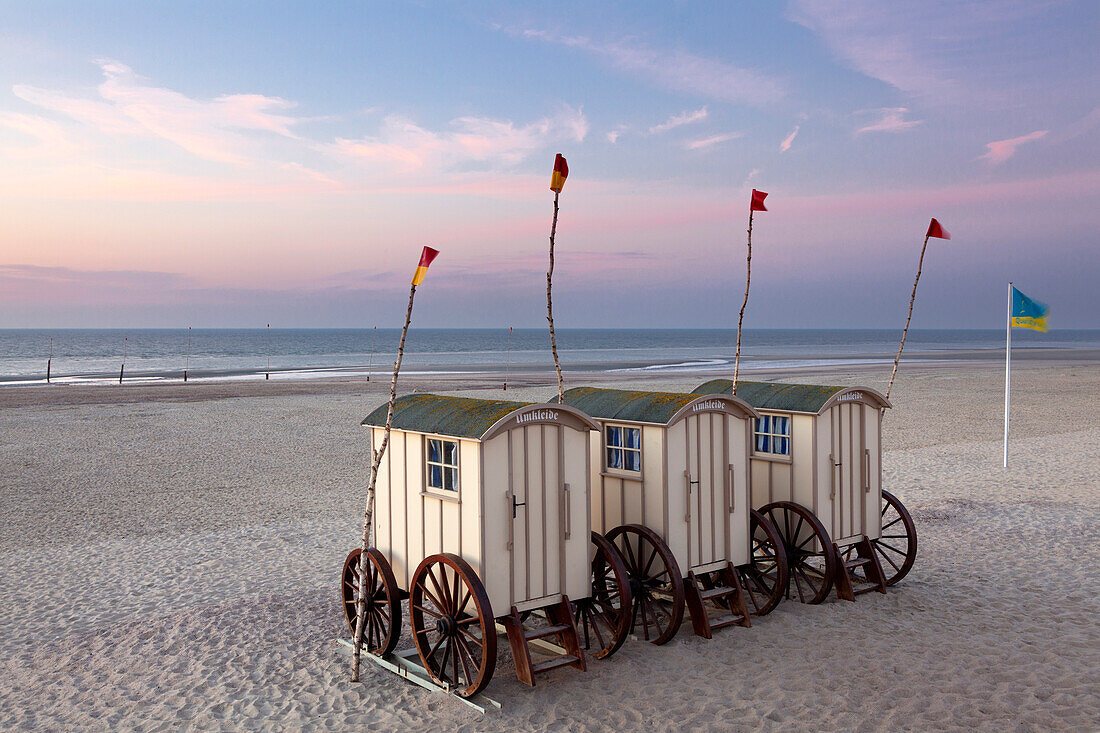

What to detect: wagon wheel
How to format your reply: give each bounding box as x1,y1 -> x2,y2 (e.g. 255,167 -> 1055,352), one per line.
842,490 -> 917,586
409,553 -> 497,698
735,510 -> 790,616
573,531 -> 634,659
758,502 -> 837,605
605,524 -> 685,645
340,547 -> 400,656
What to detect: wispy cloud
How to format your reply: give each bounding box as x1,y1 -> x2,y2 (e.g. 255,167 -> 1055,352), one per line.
780,125 -> 800,152
978,129 -> 1048,164
13,60 -> 301,165
606,126 -> 626,144
517,29 -> 783,105
649,107 -> 708,134
328,105 -> 587,172
856,107 -> 922,134
685,132 -> 742,150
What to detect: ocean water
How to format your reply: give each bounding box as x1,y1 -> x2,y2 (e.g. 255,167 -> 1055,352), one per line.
1,328 -> 1097,386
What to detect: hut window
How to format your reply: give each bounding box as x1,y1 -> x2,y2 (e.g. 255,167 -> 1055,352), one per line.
426,438 -> 459,492
605,425 -> 642,472
754,415 -> 791,456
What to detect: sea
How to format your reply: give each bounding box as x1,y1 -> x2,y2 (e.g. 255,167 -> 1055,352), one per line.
1,328 -> 1098,386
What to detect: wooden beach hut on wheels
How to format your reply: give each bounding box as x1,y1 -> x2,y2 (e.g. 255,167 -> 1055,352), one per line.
340,394 -> 634,697
693,379 -> 917,604
557,387 -> 790,644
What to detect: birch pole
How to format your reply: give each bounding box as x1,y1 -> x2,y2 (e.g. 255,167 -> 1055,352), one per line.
734,190 -> 768,396
886,219 -> 949,401
886,234 -> 930,401
352,246 -> 437,682
547,154 -> 568,403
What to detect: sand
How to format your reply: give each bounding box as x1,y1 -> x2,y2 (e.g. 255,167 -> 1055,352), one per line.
1,363 -> 1098,731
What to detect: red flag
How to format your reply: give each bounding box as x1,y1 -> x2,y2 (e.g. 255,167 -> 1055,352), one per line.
926,218 -> 950,240
750,189 -> 768,212
411,246 -> 439,285
550,153 -> 568,193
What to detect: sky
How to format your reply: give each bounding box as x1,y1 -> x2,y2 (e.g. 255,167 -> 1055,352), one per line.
0,0 -> 1097,329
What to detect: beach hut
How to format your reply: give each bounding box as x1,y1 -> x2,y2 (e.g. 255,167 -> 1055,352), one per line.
557,387 -> 789,643
693,379 -> 917,603
340,394 -> 633,697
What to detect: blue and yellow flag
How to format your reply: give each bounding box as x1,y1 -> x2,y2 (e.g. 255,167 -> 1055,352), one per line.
1011,286 -> 1049,332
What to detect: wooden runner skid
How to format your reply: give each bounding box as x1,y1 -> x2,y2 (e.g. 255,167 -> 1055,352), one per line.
335,639 -> 501,714
684,562 -> 752,639
500,597 -> 586,687
833,537 -> 887,601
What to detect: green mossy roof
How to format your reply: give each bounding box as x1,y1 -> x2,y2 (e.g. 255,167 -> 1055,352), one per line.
557,387 -> 700,425
693,379 -> 850,414
362,394 -> 534,439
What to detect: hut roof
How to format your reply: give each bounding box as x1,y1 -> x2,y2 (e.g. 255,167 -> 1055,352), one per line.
362,394 -> 534,439
692,379 -> 889,414
558,387 -> 704,425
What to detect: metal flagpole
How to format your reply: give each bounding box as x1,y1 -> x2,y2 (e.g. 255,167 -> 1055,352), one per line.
1003,282 -> 1012,467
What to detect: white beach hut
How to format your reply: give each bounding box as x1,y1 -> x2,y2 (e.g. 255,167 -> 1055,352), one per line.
693,379 -> 917,603
558,387 -> 789,643
340,394 -> 634,697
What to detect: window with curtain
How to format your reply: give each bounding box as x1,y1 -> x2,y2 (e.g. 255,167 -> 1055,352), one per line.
426,438 -> 459,491
753,414 -> 791,457
605,424 -> 642,472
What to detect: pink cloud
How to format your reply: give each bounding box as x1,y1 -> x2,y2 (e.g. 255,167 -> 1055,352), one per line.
978,129 -> 1048,164
856,107 -> 922,134
780,125 -> 800,152
685,132 -> 742,150
649,107 -> 708,134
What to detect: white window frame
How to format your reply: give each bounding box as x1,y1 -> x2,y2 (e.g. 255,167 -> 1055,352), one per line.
604,423 -> 643,476
425,436 -> 460,494
753,413 -> 791,458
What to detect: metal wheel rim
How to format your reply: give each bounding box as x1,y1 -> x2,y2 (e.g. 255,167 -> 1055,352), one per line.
759,502 -> 836,605
574,531 -> 634,659
605,524 -> 685,645
341,547 -> 401,657
409,553 -> 497,698
737,510 -> 789,616
874,489 -> 917,585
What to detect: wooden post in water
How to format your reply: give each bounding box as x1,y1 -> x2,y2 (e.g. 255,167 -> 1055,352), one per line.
504,326 -> 512,391
47,336 -> 52,384
352,246 -> 439,682
119,337 -> 127,384
184,326 -> 191,382
367,325 -> 377,382
266,324 -> 271,380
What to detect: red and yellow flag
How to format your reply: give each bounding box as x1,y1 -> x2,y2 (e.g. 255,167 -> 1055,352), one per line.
750,189 -> 768,212
926,218 -> 950,240
411,246 -> 439,286
550,153 -> 568,193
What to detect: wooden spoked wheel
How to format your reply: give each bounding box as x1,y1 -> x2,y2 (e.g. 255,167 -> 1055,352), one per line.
736,510 -> 790,616
605,524 -> 685,645
758,502 -> 837,605
340,547 -> 401,657
573,531 -> 634,660
409,553 -> 497,698
870,490 -> 917,585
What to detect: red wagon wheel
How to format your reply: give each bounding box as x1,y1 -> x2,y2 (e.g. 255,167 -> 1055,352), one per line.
409,553 -> 497,698
573,531 -> 634,659
758,502 -> 837,605
340,547 -> 401,657
870,490 -> 917,585
605,524 -> 685,645
736,510 -> 790,616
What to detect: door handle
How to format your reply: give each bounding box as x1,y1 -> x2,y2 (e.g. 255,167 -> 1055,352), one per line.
829,453 -> 837,499
562,483 -> 571,539
863,449 -> 871,493
684,470 -> 696,522
727,463 -> 735,514
506,493 -> 514,550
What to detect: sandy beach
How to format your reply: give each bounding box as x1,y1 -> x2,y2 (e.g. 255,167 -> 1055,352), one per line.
2,361 -> 1098,731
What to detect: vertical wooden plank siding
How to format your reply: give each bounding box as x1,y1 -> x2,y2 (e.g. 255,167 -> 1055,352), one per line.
557,425 -> 566,598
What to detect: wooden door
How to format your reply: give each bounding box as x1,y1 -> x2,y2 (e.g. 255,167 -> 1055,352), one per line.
682,412 -> 732,571
829,403 -> 866,543
507,425 -> 565,608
